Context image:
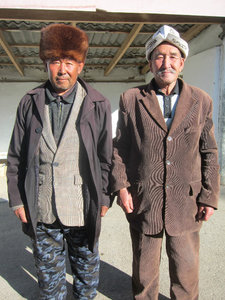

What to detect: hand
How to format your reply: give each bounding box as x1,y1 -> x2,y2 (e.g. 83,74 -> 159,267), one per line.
197,205 -> 214,221
117,188 -> 134,213
14,207 -> 28,223
101,206 -> 109,217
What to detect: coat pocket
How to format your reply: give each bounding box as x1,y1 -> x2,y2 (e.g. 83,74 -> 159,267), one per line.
130,182 -> 150,214
189,181 -> 201,198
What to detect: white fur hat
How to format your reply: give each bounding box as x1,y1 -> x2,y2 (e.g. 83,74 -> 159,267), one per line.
145,25 -> 189,61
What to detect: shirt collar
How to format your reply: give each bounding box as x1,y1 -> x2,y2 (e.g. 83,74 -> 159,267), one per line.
45,81 -> 78,104
153,79 -> 180,96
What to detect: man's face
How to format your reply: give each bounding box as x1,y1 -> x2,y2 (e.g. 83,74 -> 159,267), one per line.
149,42 -> 184,89
46,58 -> 84,95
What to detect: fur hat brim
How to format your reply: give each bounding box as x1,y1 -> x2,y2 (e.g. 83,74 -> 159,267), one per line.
39,24 -> 88,63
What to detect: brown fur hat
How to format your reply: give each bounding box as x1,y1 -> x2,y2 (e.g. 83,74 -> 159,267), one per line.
39,24 -> 88,62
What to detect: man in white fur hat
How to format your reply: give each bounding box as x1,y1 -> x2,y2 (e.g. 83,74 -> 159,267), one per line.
111,25 -> 219,299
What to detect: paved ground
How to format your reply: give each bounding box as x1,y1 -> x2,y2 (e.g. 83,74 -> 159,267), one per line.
0,174 -> 225,300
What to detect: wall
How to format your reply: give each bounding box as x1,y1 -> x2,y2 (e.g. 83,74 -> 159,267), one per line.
90,82 -> 141,137
182,46 -> 221,141
218,38 -> 225,184
0,82 -> 39,158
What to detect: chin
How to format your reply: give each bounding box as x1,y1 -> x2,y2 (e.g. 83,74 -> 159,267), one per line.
56,85 -> 68,91
160,76 -> 176,85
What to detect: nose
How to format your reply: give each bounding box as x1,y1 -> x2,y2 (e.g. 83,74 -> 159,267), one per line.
58,62 -> 67,74
162,55 -> 171,68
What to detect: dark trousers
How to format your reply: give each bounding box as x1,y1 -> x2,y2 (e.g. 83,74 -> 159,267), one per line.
130,226 -> 200,300
32,222 -> 99,300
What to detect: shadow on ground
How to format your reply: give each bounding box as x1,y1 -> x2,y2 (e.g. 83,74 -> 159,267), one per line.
98,260 -> 169,299
0,201 -> 39,299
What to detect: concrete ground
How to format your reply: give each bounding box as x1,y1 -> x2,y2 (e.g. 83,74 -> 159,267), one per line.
0,174 -> 225,300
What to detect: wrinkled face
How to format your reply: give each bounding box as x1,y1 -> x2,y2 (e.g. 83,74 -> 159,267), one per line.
46,58 -> 84,95
149,42 -> 184,89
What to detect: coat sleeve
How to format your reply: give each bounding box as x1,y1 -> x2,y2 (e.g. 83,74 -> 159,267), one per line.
97,100 -> 113,207
111,94 -> 132,193
198,98 -> 220,209
7,96 -> 30,208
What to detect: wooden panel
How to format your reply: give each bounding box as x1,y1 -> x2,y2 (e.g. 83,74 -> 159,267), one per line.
0,9 -> 224,23
0,30 -> 24,76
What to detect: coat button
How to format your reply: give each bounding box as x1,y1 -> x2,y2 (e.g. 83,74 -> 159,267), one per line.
52,162 -> 59,167
166,160 -> 171,165
35,127 -> 42,134
167,136 -> 172,141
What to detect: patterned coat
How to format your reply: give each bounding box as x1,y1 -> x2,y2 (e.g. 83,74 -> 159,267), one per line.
111,78 -> 220,236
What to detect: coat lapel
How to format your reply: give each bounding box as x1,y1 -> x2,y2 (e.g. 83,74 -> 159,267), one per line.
139,84 -> 168,132
57,82 -> 84,151
26,86 -> 45,168
41,104 -> 57,153
31,86 -> 45,126
78,86 -> 94,124
169,80 -> 197,135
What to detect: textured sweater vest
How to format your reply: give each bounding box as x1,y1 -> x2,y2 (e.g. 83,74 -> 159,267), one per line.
37,82 -> 87,226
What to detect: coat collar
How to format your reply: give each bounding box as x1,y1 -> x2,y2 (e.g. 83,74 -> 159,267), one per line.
27,77 -> 106,103
28,83 -> 46,125
169,79 -> 197,134
140,81 -> 168,132
26,77 -> 106,124
139,78 -> 197,134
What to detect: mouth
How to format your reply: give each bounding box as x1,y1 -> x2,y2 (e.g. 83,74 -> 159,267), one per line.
157,69 -> 176,76
56,77 -> 69,82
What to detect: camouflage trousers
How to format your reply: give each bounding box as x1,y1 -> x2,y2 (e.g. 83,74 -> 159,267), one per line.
32,222 -> 100,300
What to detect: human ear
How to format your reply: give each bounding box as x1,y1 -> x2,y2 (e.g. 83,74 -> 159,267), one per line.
78,62 -> 84,74
179,58 -> 185,72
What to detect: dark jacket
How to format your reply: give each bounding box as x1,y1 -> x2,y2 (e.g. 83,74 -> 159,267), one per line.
111,79 -> 220,236
7,78 -> 112,251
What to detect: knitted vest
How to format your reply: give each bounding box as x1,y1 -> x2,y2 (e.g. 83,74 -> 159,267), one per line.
37,82 -> 87,226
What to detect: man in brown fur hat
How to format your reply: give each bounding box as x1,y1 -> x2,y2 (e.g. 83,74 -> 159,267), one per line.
7,24 -> 112,299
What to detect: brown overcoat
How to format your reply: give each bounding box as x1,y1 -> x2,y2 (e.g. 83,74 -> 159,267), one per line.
111,78 -> 220,236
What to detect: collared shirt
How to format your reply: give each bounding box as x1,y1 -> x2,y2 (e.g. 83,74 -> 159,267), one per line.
153,79 -> 180,129
45,82 -> 78,145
